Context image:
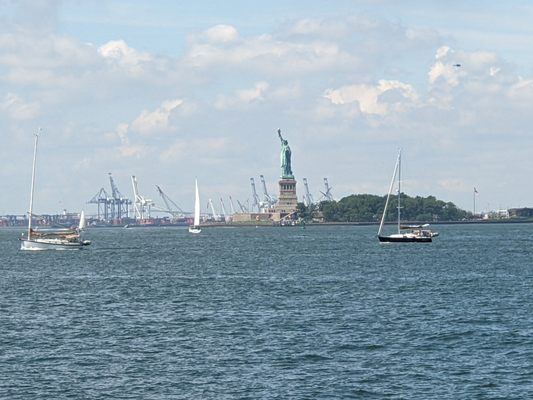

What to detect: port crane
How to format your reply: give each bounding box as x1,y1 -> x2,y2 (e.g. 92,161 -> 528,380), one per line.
320,178 -> 334,201
236,199 -> 248,213
250,178 -> 261,212
229,196 -> 237,215
88,173 -> 131,221
207,198 -> 220,221
131,175 -> 155,219
259,175 -> 276,208
88,187 -> 110,221
108,173 -> 131,220
303,178 -> 314,206
220,198 -> 229,221
154,185 -> 185,219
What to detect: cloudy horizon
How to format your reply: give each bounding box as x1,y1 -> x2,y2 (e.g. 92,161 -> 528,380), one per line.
2,1 -> 533,216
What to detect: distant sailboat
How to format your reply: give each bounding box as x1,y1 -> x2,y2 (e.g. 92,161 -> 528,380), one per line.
188,179 -> 201,234
378,149 -> 438,243
20,130 -> 91,250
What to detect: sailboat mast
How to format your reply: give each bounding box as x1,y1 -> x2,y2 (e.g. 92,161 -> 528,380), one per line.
397,150 -> 402,234
378,151 -> 400,236
27,129 -> 40,240
194,179 -> 200,226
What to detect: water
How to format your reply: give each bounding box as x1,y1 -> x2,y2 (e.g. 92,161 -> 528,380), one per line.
1,224 -> 532,399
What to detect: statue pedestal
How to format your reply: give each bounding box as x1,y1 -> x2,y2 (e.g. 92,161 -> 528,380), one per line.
273,178 -> 298,221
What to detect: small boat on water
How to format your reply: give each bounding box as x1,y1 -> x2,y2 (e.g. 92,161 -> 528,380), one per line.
20,130 -> 91,250
377,149 -> 438,243
188,179 -> 201,234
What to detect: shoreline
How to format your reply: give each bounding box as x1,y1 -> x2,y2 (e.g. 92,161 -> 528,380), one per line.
3,218 -> 533,230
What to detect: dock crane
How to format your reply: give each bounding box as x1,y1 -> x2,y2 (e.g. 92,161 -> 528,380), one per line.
108,173 -> 131,220
259,174 -> 276,208
303,178 -> 314,206
250,178 -> 261,212
236,199 -> 248,213
88,187 -> 110,221
154,185 -> 185,219
220,198 -> 229,221
131,175 -> 155,219
88,174 -> 131,222
207,198 -> 220,221
320,178 -> 334,201
229,196 -> 237,215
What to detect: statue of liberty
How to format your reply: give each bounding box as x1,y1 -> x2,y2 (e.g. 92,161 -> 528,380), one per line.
278,129 -> 293,179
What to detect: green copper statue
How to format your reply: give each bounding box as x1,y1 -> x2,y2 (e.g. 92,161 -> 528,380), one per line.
278,128 -> 294,179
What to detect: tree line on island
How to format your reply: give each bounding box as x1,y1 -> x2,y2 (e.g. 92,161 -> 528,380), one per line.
297,193 -> 471,223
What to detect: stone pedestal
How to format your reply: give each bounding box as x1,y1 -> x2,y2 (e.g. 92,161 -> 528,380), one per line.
273,178 -> 297,221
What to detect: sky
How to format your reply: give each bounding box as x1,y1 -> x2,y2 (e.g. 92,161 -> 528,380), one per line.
2,0 -> 533,215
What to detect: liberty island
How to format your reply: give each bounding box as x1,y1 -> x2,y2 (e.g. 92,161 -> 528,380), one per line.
232,128 -> 299,225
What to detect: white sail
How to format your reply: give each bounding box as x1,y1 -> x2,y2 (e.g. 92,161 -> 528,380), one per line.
78,210 -> 86,231
27,130 -> 40,240
189,179 -> 201,233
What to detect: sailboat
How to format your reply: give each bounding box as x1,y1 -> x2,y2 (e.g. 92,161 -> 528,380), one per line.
20,130 -> 91,250
188,179 -> 201,234
377,149 -> 438,243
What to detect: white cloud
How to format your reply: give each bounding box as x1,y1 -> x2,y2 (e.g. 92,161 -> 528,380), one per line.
507,78 -> 533,102
98,39 -> 153,74
215,81 -> 269,110
429,61 -> 459,86
204,25 -> 239,43
107,122 -> 152,158
131,99 -> 183,135
323,80 -> 418,115
185,26 -> 355,76
0,93 -> 41,120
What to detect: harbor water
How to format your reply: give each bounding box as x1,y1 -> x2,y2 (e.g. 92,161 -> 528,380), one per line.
1,224 -> 532,398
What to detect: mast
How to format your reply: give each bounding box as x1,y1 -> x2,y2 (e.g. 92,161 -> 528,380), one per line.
378,150 -> 400,236
194,179 -> 200,226
397,150 -> 402,234
27,129 -> 40,240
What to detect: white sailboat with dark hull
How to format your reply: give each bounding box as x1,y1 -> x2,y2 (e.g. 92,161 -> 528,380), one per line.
20,130 -> 91,250
188,179 -> 201,234
377,149 -> 438,243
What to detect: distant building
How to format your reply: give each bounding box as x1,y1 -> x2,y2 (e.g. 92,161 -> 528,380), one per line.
508,207 -> 533,218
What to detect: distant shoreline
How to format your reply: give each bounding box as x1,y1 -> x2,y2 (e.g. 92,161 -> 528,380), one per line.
3,218 -> 533,230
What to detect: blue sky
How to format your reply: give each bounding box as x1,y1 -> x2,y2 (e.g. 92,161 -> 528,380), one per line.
2,0 -> 533,215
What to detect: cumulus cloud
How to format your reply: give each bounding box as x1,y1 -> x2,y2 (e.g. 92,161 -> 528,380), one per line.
107,122 -> 151,158
323,80 -> 418,115
429,46 -> 460,86
98,40 -> 153,74
184,24 -> 356,76
215,81 -> 269,110
0,93 -> 41,120
131,99 -> 184,135
204,24 -> 239,43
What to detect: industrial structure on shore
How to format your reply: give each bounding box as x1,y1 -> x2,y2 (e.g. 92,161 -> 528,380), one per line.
1,129 -> 335,228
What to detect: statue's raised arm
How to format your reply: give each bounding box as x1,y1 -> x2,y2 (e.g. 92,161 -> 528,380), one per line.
278,128 -> 284,143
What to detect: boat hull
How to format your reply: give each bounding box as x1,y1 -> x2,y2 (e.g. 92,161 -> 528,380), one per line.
188,226 -> 201,234
20,238 -> 91,250
378,235 -> 432,243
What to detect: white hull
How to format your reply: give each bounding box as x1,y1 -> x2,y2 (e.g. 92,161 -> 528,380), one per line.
188,226 -> 201,234
20,238 -> 90,251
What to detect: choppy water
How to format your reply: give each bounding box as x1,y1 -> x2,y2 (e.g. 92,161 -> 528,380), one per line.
1,224 -> 532,399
